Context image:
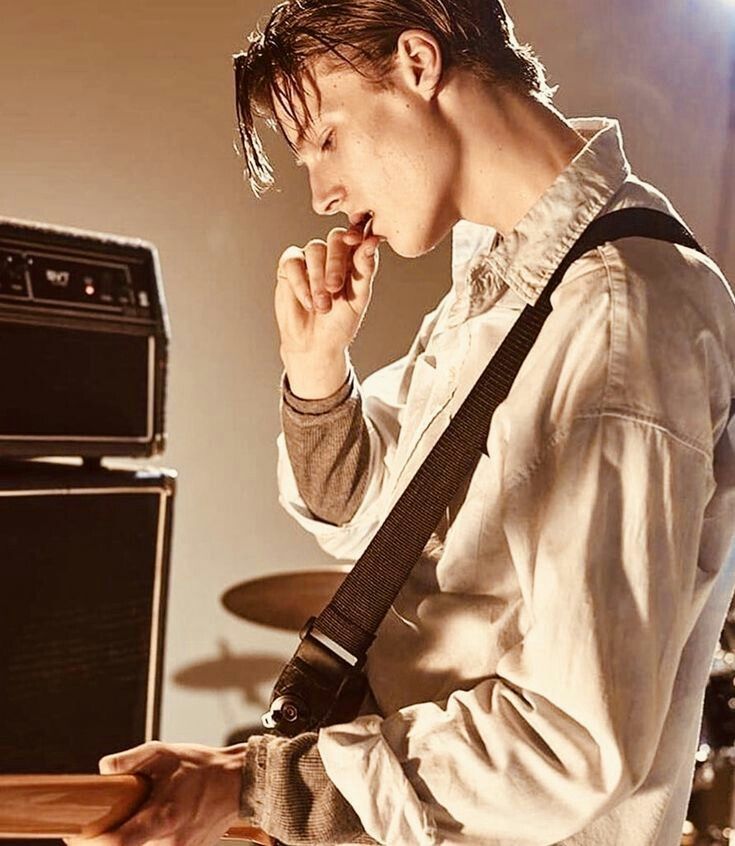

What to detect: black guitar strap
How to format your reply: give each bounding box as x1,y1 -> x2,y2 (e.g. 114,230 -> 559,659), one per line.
264,207 -> 708,736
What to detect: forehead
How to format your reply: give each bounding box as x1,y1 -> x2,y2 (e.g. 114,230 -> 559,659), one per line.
272,59 -> 371,151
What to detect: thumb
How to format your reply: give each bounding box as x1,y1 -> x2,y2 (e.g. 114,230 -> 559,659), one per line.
99,741 -> 170,775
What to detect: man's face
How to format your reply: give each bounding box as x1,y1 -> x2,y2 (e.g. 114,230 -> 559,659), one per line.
274,57 -> 460,259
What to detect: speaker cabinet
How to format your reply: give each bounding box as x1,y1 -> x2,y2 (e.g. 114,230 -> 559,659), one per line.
0,459 -> 174,784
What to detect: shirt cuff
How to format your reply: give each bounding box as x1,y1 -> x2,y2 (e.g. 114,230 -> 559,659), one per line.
239,732 -> 377,844
239,737 -> 268,823
282,370 -> 355,415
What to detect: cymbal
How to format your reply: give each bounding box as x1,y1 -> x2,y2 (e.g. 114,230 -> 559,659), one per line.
221,567 -> 352,632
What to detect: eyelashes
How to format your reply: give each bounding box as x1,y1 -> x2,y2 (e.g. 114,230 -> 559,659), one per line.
294,130 -> 335,168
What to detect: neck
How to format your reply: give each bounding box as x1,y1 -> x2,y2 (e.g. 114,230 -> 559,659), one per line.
443,75 -> 587,236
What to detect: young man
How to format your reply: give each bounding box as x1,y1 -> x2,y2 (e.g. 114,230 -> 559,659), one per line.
78,1 -> 735,845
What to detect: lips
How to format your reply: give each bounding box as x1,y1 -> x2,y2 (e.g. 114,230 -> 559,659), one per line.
349,210 -> 370,226
348,211 -> 382,240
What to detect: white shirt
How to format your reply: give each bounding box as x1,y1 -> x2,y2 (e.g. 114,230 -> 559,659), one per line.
276,117 -> 735,845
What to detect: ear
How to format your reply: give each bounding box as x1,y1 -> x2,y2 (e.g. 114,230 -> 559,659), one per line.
394,29 -> 443,100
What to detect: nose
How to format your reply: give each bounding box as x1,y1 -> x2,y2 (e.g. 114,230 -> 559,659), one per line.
309,169 -> 345,216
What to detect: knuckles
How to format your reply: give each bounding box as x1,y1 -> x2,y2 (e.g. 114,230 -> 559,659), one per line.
275,227 -> 358,301
277,245 -> 306,269
279,227 -> 349,265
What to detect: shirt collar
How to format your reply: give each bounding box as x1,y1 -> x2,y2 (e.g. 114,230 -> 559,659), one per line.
450,116 -> 632,314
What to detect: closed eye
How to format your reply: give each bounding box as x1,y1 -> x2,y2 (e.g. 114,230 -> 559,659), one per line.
294,130 -> 334,168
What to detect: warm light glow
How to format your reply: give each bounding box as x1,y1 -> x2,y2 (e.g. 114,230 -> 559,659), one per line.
695,743 -> 711,762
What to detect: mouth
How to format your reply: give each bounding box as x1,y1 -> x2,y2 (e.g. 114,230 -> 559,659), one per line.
349,210 -> 374,234
348,210 -> 385,243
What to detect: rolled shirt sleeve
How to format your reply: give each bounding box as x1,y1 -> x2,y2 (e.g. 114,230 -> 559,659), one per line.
318,410 -> 716,845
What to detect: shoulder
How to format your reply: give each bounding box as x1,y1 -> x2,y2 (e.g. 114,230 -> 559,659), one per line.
500,190 -> 735,463
592,217 -> 735,450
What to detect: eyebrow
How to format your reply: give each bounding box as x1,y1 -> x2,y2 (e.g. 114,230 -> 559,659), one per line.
294,126 -> 310,154
292,127 -> 311,168
291,102 -> 324,154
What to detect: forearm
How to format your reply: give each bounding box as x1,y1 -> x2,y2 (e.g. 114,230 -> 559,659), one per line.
281,368 -> 371,525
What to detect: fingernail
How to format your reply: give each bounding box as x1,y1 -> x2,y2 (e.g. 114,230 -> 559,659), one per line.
304,294 -> 313,310
316,294 -> 331,310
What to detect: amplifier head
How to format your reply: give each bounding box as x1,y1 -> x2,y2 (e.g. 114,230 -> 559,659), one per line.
0,218 -> 170,459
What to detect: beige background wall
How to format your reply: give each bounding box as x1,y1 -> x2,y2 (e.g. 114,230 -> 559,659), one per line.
1,0 -> 733,745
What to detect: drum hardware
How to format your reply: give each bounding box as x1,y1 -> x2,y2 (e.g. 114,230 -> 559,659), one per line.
681,820 -> 734,845
712,646 -> 735,676
685,651 -> 735,844
694,653 -> 735,784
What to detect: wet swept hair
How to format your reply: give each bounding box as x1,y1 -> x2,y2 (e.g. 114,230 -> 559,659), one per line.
234,0 -> 557,197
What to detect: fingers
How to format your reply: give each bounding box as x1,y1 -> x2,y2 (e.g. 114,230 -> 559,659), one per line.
352,234 -> 380,281
277,246 -> 312,313
324,228 -> 351,294
277,229 -> 353,316
346,235 -> 380,314
304,239 -> 330,313
84,743 -> 239,846
342,219 -> 380,289
84,798 -> 177,846
99,741 -> 172,776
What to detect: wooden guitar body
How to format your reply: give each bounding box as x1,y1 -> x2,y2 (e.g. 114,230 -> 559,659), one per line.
0,775 -> 272,844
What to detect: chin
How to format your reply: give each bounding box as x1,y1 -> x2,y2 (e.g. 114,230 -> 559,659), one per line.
392,229 -> 446,259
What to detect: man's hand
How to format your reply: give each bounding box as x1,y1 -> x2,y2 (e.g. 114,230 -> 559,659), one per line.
275,222 -> 380,398
65,741 -> 248,846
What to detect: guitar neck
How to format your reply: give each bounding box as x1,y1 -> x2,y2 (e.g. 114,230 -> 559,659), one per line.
0,774 -> 273,845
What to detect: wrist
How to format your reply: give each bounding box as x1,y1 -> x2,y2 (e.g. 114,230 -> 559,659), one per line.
218,744 -> 251,826
281,347 -> 350,399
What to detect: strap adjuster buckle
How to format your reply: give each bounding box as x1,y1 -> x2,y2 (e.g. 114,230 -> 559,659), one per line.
261,617 -> 366,736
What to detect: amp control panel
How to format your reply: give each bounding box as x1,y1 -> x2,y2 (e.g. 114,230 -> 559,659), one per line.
0,220 -> 163,323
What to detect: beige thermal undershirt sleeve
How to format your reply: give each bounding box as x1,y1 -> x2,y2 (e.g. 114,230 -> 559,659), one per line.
240,732 -> 377,845
260,375 -> 375,842
280,371 -> 371,526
